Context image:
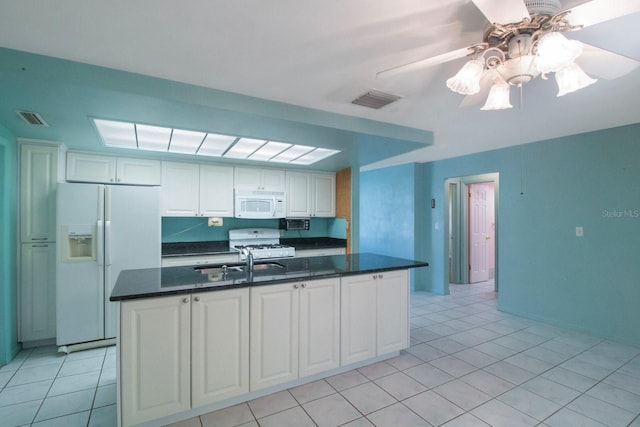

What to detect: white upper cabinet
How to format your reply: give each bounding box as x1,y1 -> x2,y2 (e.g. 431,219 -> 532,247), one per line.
199,164 -> 234,217
66,152 -> 161,185
161,162 -> 234,217
234,167 -> 285,191
285,172 -> 312,217
286,171 -> 335,217
161,162 -> 200,216
312,173 -> 336,217
20,144 -> 59,242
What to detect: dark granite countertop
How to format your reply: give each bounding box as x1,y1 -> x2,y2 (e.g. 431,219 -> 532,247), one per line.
111,253 -> 428,301
161,237 -> 347,257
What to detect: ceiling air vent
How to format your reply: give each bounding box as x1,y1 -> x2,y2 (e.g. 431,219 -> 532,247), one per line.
351,89 -> 402,109
16,110 -> 49,126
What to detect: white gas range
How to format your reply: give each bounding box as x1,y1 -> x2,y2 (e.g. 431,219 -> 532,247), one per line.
229,228 -> 295,260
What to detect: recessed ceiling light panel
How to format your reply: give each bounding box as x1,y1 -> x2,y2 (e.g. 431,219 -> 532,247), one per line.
93,118 -> 340,165
224,138 -> 266,159
93,119 -> 136,148
169,129 -> 206,154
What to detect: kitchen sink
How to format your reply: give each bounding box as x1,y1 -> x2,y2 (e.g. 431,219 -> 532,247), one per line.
195,262 -> 285,275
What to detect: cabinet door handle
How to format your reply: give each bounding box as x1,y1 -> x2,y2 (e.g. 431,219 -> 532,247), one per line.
31,237 -> 48,241
31,244 -> 49,248
301,283 -> 307,288
182,297 -> 189,303
194,296 -> 200,302
379,274 -> 383,279
293,284 -> 299,289
373,275 -> 377,279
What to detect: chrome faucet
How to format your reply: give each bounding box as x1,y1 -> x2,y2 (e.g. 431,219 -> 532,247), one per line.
241,247 -> 254,272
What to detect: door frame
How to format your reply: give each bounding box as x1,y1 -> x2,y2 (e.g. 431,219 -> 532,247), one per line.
444,173 -> 499,291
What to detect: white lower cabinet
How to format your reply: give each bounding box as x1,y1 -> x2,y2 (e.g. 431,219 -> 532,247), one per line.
119,289 -> 249,426
341,270 -> 409,365
120,295 -> 191,426
192,289 -> 249,406
118,270 -> 408,425
250,278 -> 340,391
376,270 -> 409,354
340,274 -> 377,365
20,243 -> 56,341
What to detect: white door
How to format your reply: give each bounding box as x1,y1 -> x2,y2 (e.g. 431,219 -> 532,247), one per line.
377,270 -> 409,354
120,295 -> 191,426
312,173 -> 336,217
299,278 -> 340,377
192,289 -> 249,406
286,172 -> 312,217
340,274 -> 377,365
105,186 -> 161,338
469,183 -> 491,283
250,283 -> 299,391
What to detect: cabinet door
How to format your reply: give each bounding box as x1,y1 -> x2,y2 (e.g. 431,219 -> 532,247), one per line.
200,164 -> 234,217
66,152 -> 116,183
377,270 -> 409,355
20,243 -> 56,341
120,295 -> 191,425
286,172 -> 312,217
161,162 -> 200,216
261,168 -> 286,191
299,278 -> 340,377
250,283 -> 299,391
340,274 -> 377,365
20,144 -> 58,242
235,167 -> 285,191
116,157 -> 161,185
313,173 -> 336,217
192,289 -> 249,407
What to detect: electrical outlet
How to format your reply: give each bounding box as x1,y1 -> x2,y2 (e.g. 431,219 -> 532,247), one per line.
576,226 -> 584,237
208,217 -> 223,227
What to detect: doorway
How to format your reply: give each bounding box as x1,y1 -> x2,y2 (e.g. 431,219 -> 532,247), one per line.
445,173 -> 498,291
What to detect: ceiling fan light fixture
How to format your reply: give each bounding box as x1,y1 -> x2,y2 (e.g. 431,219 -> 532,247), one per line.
446,59 -> 484,95
536,32 -> 583,74
555,62 -> 597,96
481,82 -> 513,111
497,55 -> 540,86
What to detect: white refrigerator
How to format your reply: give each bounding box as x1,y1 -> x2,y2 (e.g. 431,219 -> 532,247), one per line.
56,182 -> 161,348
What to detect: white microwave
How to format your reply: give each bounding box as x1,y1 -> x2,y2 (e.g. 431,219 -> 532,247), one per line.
234,189 -> 286,219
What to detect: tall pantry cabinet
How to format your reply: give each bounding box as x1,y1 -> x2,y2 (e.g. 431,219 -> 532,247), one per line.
19,142 -> 61,342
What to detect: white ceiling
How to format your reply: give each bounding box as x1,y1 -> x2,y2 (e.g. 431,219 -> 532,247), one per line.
1,0 -> 639,170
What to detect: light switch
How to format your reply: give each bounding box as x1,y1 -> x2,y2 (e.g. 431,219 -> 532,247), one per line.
576,226 -> 584,237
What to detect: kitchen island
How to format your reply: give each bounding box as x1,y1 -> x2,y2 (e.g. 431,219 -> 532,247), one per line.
111,253 -> 428,427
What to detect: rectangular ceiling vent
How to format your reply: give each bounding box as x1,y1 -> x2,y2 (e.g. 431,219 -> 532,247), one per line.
351,89 -> 402,109
16,111 -> 49,126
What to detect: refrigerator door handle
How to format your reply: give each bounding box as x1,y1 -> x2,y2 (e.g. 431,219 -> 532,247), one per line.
105,220 -> 112,266
97,220 -> 104,267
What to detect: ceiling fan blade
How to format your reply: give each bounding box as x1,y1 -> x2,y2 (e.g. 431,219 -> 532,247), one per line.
472,0 -> 529,24
566,0 -> 640,29
576,43 -> 640,80
376,47 -> 472,79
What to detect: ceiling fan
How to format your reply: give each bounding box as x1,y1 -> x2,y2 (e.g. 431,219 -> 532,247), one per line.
376,0 -> 640,110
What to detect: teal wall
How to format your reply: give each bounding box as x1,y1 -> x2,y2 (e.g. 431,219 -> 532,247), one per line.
359,163 -> 429,290
0,124 -> 18,365
162,216 -> 347,242
421,123 -> 640,345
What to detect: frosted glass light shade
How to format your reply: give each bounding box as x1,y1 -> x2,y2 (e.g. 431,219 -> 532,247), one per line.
536,32 -> 583,74
446,60 -> 484,95
555,62 -> 597,96
481,82 -> 513,110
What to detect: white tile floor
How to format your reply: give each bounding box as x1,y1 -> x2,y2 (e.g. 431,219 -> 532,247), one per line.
2,281 -> 639,426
